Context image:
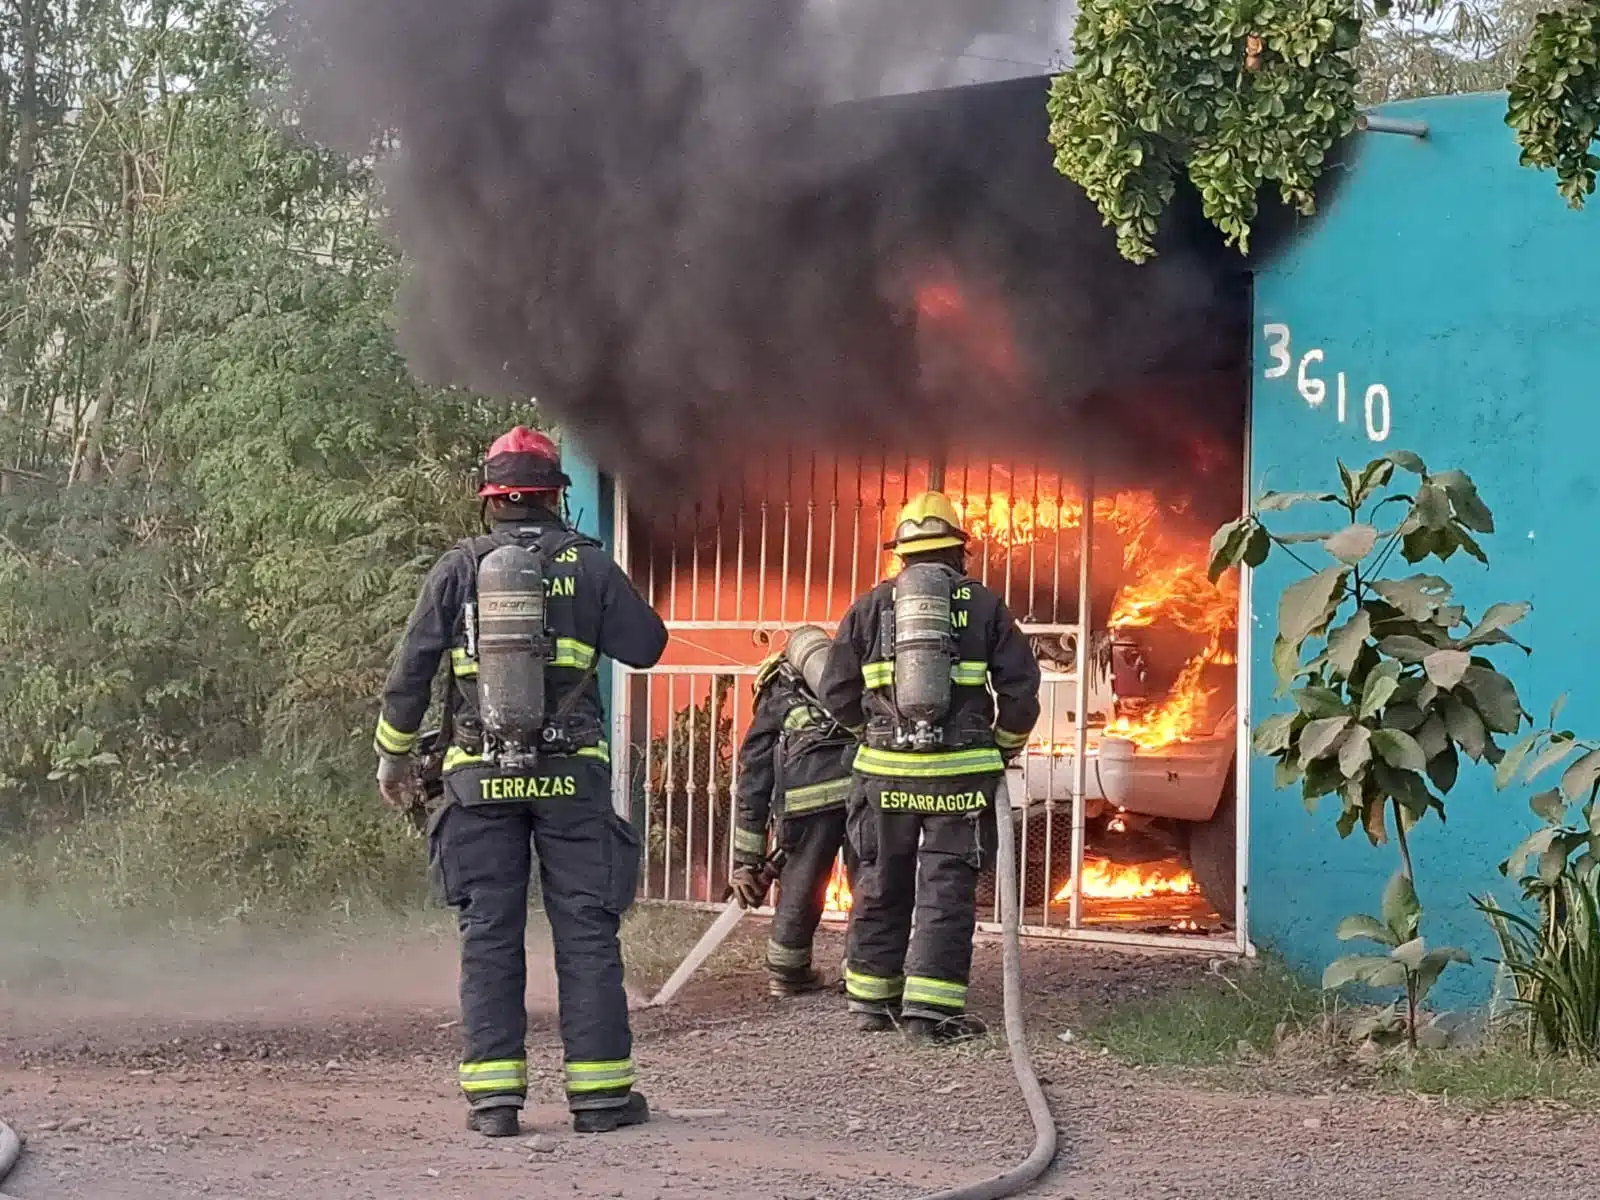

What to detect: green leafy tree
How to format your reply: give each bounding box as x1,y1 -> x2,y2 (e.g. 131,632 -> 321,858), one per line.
1050,0 -> 1600,261
1210,451 -> 1529,1046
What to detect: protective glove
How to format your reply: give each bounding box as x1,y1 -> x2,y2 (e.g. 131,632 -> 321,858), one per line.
729,863 -> 770,910
377,751 -> 412,811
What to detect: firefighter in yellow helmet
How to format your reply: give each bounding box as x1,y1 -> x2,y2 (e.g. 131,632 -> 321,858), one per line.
816,491 -> 1041,1043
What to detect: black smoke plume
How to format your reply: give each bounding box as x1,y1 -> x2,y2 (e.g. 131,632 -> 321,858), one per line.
280,0 -> 1247,501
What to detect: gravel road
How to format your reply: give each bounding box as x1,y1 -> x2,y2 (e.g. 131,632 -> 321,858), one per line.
2,929 -> 1596,1199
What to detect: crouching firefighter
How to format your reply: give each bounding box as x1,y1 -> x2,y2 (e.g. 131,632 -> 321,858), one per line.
374,427 -> 668,1139
819,491 -> 1041,1045
729,625 -> 859,997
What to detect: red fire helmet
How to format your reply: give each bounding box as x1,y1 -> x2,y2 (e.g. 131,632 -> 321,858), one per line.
478,426 -> 571,497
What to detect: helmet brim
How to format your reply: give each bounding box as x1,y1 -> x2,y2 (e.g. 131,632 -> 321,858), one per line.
885,534 -> 967,554
479,482 -> 567,498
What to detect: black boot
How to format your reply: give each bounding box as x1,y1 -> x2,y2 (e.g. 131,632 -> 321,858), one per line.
466,1106 -> 521,1138
854,1010 -> 894,1033
572,1092 -> 650,1134
904,1013 -> 987,1047
768,968 -> 827,998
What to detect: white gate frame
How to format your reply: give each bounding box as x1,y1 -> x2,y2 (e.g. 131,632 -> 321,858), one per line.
607,456 -> 1253,956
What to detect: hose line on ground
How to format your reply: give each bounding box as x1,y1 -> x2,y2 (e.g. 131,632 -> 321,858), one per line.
0,1115 -> 21,1199
912,778 -> 1059,1200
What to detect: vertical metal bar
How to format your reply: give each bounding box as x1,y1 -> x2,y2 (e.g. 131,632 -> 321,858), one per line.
757,485 -> 770,626
979,461 -> 994,589
927,455 -> 945,491
611,480 -> 633,820
1041,681 -> 1058,927
641,673 -> 654,897
874,458 -> 888,581
692,502 -> 704,622
668,510 -> 680,622
1052,469 -> 1064,625
664,674 -> 677,902
684,674 -> 699,901
1027,464 -> 1040,620
1236,361 -> 1255,955
735,477 -> 747,623
826,457 -> 840,616
1002,463 -> 1015,611
780,451 -> 793,625
1070,470 -> 1095,931
850,456 -> 864,600
713,494 -> 725,623
803,455 -> 816,622
704,674 -> 720,901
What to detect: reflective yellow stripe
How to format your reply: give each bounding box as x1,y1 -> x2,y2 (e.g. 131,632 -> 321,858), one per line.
459,1059 -> 527,1094
733,827 -> 768,854
853,746 -> 1004,777
375,717 -> 419,755
552,638 -> 596,670
783,704 -> 815,731
844,968 -> 903,1002
861,661 -> 894,689
450,647 -> 479,678
994,727 -> 1029,750
903,975 -> 967,1010
564,1058 -> 636,1093
443,746 -> 487,772
576,742 -> 611,764
783,778 -> 853,813
951,661 -> 988,686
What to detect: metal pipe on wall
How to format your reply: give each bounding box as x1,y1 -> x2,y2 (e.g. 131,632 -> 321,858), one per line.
1069,471 -> 1094,930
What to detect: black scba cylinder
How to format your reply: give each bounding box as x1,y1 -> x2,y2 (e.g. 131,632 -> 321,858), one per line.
784,624 -> 832,699
892,562 -> 953,726
477,544 -> 548,747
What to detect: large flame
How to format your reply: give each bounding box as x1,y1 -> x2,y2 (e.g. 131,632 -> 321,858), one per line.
1053,856 -> 1199,903
823,858 -> 852,914
942,485 -> 1239,750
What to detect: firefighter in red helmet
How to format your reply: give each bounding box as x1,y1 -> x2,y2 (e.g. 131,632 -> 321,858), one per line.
375,426 -> 667,1138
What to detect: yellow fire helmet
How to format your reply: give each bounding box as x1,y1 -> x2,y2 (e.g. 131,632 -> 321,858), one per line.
884,490 -> 969,554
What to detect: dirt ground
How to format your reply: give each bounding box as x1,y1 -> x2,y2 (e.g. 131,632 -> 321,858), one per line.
2,926 -> 1597,1200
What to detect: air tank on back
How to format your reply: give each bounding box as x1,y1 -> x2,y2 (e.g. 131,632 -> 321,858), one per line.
475,543 -> 548,748
892,562 -> 954,728
784,624 -> 833,699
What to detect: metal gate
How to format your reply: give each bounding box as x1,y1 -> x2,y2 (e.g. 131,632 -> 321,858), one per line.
606,452 -> 1250,952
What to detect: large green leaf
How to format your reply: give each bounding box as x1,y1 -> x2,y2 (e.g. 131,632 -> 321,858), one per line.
1293,687 -> 1349,719
1440,695 -> 1488,761
1530,787 -> 1567,824
1430,469 -> 1495,534
1422,649 -> 1471,689
1324,609 -> 1371,678
1560,749 -> 1600,804
1495,730 -> 1540,789
1372,576 -> 1450,621
1299,716 -> 1352,765
1415,946 -> 1471,999
1256,490 -> 1341,513
1358,660 -> 1402,720
1460,601 -> 1531,647
1323,953 -> 1407,991
1278,567 -> 1348,646
1381,869 -> 1422,943
1207,518 -> 1255,583
1461,665 -> 1524,735
1390,937 -> 1427,971
1385,451 -> 1427,475
1524,736 -> 1579,783
1335,912 -> 1394,946
1372,728 -> 1427,773
1339,724 -> 1373,779
1251,712 -> 1296,756
1324,523 -> 1378,564
1352,459 -> 1395,508
1378,635 -> 1435,663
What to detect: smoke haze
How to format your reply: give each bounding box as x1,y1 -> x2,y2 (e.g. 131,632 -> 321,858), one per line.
279,0 -> 1245,499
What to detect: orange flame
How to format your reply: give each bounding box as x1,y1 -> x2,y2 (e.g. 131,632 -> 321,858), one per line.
1053,856 -> 1198,903
823,858 -> 853,914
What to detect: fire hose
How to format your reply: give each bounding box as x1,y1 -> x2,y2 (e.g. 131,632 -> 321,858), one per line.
0,1115 -> 21,1198
911,777 -> 1058,1200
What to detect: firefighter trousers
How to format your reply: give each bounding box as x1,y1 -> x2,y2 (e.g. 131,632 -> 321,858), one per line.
766,806 -> 857,980
843,786 -> 996,1021
430,763 -> 641,1113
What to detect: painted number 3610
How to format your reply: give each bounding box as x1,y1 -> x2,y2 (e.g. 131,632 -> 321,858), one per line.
1261,323 -> 1391,443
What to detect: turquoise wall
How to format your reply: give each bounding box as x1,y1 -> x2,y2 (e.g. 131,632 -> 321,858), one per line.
1250,93 -> 1600,1001
559,436 -> 614,702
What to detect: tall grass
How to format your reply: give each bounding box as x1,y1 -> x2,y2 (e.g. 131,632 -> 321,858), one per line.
1478,870 -> 1600,1060
3,758 -> 431,928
